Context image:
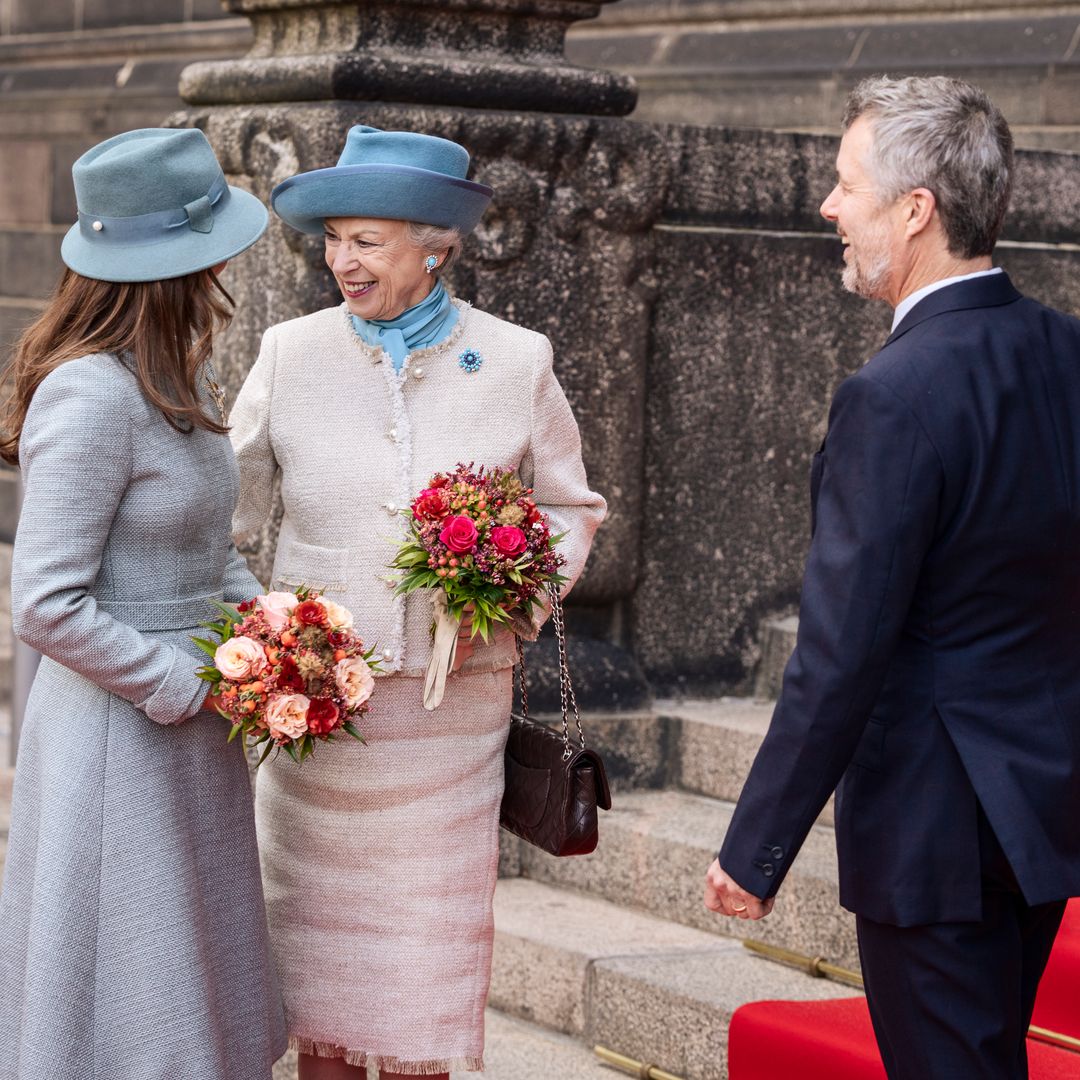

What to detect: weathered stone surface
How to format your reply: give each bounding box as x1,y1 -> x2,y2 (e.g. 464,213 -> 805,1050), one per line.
0,228 -> 66,300
181,0 -> 636,115
588,947 -> 854,1080
519,788 -> 859,968
491,877 -> 726,1035
630,227 -> 884,690
753,614 -> 798,701
519,635 -> 651,715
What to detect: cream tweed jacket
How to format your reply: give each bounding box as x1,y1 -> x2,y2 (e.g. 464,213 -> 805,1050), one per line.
231,299 -> 606,677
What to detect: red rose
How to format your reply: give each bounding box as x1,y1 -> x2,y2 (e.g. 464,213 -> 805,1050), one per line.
491,525 -> 528,558
413,488 -> 449,521
523,501 -> 542,525
306,697 -> 340,735
295,599 -> 327,626
429,474 -> 451,489
439,515 -> 479,554
326,628 -> 349,648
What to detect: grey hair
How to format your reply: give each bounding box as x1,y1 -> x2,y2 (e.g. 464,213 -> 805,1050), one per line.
843,75 -> 1014,259
405,221 -> 464,275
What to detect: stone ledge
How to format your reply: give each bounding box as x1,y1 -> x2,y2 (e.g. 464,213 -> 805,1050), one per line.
518,787 -> 858,968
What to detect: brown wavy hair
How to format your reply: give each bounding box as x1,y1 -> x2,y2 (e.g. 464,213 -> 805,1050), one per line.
0,267 -> 235,465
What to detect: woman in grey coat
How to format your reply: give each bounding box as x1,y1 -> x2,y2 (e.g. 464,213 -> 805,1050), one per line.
0,129 -> 287,1080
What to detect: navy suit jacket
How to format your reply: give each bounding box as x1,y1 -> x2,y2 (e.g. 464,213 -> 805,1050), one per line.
719,272 -> 1080,926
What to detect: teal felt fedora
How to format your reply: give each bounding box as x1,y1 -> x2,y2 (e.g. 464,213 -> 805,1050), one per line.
271,125 -> 493,236
61,128 -> 269,283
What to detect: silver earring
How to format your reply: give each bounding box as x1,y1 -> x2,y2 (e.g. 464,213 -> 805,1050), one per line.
425,255 -> 438,273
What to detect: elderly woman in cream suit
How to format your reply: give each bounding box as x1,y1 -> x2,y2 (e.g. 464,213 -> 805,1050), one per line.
230,125 -> 606,1080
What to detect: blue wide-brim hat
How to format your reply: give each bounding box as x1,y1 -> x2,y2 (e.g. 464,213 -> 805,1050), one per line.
271,125 -> 493,236
61,128 -> 268,283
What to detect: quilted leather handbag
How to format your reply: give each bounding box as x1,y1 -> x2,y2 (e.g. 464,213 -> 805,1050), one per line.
499,584 -> 611,856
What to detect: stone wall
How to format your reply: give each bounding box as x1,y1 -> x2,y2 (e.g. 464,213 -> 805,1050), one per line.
566,0 -> 1080,151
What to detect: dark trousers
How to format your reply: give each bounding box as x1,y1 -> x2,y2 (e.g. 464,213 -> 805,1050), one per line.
856,812 -> 1067,1080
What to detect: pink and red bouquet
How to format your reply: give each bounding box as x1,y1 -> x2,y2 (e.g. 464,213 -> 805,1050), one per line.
193,588 -> 377,764
391,463 -> 566,640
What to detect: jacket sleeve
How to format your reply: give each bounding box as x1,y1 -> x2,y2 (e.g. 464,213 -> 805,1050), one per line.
230,327 -> 281,540
718,372 -> 942,898
517,336 -> 607,636
10,360 -> 208,726
221,542 -> 263,604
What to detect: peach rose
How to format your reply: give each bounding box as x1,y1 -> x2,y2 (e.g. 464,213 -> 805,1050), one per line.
256,591 -> 300,631
214,635 -> 268,681
334,656 -> 375,710
265,693 -> 310,741
318,596 -> 354,630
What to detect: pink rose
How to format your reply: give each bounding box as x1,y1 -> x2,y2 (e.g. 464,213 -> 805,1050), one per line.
334,656 -> 375,710
256,591 -> 300,631
439,515 -> 479,553
265,693 -> 309,741
214,636 -> 268,681
490,525 -> 528,558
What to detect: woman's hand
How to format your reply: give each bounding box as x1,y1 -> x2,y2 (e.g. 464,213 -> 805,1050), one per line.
203,687 -> 226,715
451,604 -> 475,672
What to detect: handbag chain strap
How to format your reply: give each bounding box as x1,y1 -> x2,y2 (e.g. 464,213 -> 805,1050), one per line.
513,582 -> 587,761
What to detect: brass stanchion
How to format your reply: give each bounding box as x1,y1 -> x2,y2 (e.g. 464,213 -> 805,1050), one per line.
593,1045 -> 685,1079
743,939 -> 1080,1056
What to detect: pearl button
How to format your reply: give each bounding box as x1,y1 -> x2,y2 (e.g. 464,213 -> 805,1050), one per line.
382,648 -> 393,660
388,427 -> 398,440
413,366 -> 424,379
91,220 -> 103,232
384,502 -> 397,514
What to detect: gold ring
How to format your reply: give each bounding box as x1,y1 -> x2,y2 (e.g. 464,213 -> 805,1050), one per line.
732,903 -> 748,913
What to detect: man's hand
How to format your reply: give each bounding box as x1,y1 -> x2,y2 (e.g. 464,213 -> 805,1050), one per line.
704,858 -> 775,920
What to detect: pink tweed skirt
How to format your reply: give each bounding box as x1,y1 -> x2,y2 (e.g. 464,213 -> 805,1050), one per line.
255,669 -> 512,1075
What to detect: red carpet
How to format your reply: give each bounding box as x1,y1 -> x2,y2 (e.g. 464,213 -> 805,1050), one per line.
729,899 -> 1080,1079
1033,899 -> 1080,1041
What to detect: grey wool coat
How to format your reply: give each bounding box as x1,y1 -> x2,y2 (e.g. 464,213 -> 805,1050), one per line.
0,354 -> 287,1080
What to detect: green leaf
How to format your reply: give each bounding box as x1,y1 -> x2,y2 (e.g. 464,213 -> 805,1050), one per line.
255,739 -> 276,767
343,720 -> 367,744
191,636 -> 221,659
284,742 -> 300,763
300,735 -> 313,761
227,723 -> 242,743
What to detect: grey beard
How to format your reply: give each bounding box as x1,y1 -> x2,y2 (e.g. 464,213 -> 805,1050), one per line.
842,245 -> 892,301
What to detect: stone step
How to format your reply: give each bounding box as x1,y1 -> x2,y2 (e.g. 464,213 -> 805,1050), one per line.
657,697 -> 834,826
271,1009 -> 620,1080
753,614 -> 798,701
491,877 -> 855,1080
514,788 -> 858,970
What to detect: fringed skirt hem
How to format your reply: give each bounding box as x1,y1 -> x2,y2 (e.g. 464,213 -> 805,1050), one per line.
289,1034 -> 484,1074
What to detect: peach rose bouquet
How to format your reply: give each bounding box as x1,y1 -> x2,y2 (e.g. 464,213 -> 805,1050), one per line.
192,587 -> 378,764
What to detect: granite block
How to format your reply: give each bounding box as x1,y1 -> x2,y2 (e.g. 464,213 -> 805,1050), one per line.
0,142 -> 49,227
0,228 -> 65,300
519,788 -> 858,969
588,948 -> 855,1080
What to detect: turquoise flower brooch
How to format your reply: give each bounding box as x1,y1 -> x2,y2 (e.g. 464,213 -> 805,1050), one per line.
458,348 -> 483,374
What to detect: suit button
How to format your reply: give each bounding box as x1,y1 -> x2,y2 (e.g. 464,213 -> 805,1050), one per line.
761,863 -> 775,878
770,846 -> 784,860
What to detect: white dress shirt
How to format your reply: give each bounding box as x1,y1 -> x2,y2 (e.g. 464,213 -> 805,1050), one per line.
891,267 -> 1004,333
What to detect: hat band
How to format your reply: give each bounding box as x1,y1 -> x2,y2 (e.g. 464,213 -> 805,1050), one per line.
77,175 -> 230,247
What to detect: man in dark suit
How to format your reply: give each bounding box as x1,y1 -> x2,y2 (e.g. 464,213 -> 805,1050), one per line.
705,75 -> 1080,1078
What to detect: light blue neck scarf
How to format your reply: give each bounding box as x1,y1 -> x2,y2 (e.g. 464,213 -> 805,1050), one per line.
350,280 -> 459,372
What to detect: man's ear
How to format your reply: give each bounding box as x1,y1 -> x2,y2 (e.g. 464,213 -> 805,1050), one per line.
903,187 -> 937,240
